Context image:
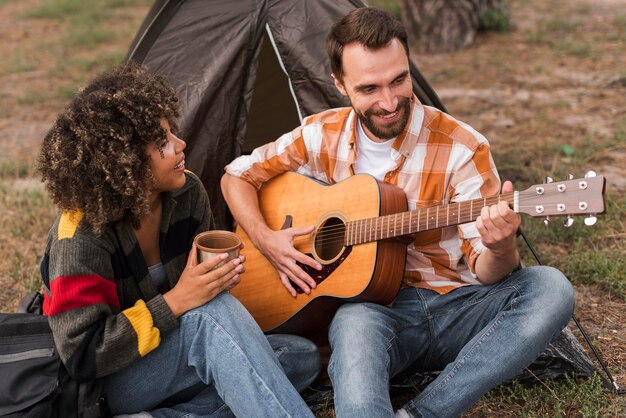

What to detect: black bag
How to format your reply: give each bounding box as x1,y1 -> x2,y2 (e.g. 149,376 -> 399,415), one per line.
0,292 -> 108,418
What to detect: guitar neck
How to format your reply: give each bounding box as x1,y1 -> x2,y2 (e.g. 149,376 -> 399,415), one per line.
345,192 -> 515,246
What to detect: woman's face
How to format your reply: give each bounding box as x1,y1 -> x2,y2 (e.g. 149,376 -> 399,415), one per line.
147,119 -> 186,193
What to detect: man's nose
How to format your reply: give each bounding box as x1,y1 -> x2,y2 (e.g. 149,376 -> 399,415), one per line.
378,88 -> 398,112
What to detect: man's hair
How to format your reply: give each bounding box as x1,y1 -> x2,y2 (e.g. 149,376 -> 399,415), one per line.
326,7 -> 409,82
37,62 -> 180,234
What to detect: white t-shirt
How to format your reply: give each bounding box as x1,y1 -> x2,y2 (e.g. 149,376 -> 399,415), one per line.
353,120 -> 396,180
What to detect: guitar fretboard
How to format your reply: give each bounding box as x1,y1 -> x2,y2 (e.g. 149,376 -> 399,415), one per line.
345,192 -> 515,245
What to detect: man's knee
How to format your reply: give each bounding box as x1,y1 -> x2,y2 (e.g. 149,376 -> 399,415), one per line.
328,303 -> 395,370
517,266 -> 575,333
525,266 -> 574,307
330,302 -> 387,336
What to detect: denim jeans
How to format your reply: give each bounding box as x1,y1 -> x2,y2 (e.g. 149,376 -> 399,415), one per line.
103,292 -> 320,418
328,266 -> 574,418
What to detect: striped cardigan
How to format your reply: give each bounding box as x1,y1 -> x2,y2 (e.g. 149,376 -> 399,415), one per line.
40,172 -> 212,381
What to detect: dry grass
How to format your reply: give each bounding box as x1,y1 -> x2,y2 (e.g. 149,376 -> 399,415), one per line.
1,0 -> 624,415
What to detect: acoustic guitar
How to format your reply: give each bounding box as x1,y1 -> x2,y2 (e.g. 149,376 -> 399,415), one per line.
230,171 -> 605,335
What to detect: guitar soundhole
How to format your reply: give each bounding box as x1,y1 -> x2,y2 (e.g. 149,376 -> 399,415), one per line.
314,216 -> 346,263
290,215 -> 352,294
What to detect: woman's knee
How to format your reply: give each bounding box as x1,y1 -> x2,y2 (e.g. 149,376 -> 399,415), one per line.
185,292 -> 249,320
181,292 -> 264,340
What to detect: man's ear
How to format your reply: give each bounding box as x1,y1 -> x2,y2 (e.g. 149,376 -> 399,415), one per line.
332,73 -> 347,96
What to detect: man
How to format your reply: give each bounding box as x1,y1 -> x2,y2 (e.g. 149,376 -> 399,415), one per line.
221,7 -> 574,417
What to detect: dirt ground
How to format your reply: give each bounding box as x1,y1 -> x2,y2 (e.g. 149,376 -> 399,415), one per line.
411,0 -> 626,393
1,0 -> 624,408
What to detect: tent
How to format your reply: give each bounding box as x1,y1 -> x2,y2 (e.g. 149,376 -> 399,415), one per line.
125,0 -> 444,230
126,0 -> 597,406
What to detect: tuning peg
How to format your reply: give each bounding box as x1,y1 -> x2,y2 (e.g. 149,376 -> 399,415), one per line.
564,216 -> 574,228
584,215 -> 597,226
545,176 -> 553,183
543,216 -> 550,227
585,171 -> 597,178
567,174 -> 574,180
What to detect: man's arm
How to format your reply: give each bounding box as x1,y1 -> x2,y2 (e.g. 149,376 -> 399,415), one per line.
221,173 -> 321,296
474,180 -> 521,284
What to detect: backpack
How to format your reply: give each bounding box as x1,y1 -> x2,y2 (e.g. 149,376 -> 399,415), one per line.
0,292 -> 109,418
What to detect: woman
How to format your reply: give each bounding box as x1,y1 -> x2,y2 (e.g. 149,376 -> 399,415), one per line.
37,63 -> 320,417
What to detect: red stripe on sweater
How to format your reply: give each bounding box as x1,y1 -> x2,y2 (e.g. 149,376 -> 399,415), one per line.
43,274 -> 120,316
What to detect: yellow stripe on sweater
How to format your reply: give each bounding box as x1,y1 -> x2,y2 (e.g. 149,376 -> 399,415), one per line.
123,300 -> 160,357
58,210 -> 84,240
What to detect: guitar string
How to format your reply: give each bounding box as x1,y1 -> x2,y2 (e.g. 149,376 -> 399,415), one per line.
309,202 -> 588,245
292,191 -> 594,246
301,209 -> 582,248
304,196 -> 518,240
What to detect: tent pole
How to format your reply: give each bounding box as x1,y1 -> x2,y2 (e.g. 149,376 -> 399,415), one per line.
518,227 -> 624,395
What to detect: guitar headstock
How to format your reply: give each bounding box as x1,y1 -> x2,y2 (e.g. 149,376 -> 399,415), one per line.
516,172 -> 606,226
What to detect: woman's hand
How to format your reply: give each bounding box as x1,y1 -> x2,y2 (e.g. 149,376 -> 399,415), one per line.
163,242 -> 245,317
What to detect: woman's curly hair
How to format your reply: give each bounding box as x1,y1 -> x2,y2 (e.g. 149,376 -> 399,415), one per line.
38,62 -> 180,234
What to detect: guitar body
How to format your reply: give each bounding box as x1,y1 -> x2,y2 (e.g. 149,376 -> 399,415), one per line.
231,172 -> 408,335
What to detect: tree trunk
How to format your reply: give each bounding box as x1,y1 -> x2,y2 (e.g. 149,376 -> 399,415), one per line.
400,0 -> 507,53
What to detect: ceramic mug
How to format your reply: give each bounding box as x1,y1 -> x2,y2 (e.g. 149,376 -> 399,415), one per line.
194,230 -> 241,268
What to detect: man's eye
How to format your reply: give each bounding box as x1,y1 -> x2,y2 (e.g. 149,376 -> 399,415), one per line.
393,77 -> 406,85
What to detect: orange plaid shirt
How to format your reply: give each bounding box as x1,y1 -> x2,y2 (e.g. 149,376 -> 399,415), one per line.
225,96 -> 501,294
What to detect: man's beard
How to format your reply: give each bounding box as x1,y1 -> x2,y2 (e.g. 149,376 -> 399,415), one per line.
356,97 -> 411,140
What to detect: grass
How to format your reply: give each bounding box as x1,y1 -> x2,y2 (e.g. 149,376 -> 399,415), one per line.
1,0 -> 624,416
367,0 -> 402,19
0,52 -> 39,75
494,115 -> 626,186
1,0 -> 151,108
314,373 -> 625,417
0,159 -> 36,178
471,374 -> 624,417
0,178 -> 57,308
0,0 -> 152,309
524,15 -> 596,58
518,192 -> 626,299
614,14 -> 626,43
496,117 -> 626,299
478,3 -> 511,33
16,88 -> 49,105
25,0 -> 145,20
24,0 -> 144,50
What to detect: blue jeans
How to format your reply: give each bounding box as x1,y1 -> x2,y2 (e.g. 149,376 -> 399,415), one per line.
103,292 -> 320,418
328,266 -> 574,418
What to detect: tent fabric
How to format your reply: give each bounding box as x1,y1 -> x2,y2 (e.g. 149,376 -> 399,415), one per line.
126,0 -> 595,395
126,0 -> 445,230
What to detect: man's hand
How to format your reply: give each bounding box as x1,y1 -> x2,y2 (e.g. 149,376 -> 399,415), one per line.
474,180 -> 521,284
255,226 -> 322,297
221,173 -> 321,297
476,180 -> 520,254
